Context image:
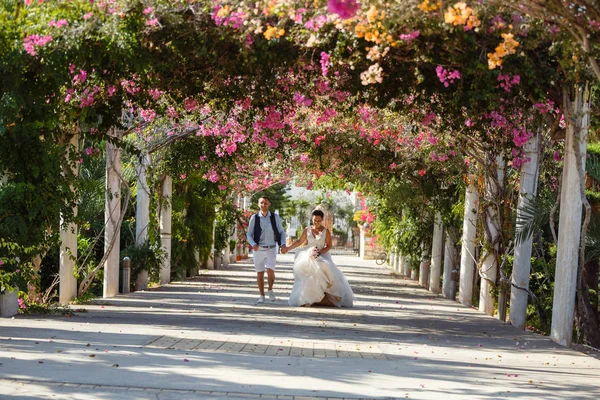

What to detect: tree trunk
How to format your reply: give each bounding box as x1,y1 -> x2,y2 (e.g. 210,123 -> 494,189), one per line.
551,85 -> 589,346
510,134 -> 540,329
429,212 -> 443,294
480,156 -> 504,317
459,177 -> 479,307
442,230 -> 458,300
419,242 -> 430,289
159,175 -> 172,285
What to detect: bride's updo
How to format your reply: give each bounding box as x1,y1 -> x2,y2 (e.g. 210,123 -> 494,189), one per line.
312,209 -> 324,219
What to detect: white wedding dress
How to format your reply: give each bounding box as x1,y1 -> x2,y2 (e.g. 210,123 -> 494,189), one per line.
288,228 -> 354,307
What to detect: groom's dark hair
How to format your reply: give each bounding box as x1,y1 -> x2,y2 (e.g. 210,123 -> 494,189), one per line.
312,209 -> 325,218
258,195 -> 270,202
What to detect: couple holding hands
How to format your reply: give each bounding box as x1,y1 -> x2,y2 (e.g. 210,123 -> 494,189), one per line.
246,196 -> 354,307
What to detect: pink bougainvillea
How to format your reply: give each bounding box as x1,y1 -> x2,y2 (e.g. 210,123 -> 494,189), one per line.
327,0 -> 360,19
23,34 -> 53,56
436,65 -> 461,87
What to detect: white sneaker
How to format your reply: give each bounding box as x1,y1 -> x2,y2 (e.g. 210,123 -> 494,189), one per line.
268,290 -> 276,302
256,296 -> 265,304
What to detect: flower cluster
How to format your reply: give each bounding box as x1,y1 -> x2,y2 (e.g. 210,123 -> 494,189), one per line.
23,34 -> 53,56
418,0 -> 442,13
264,25 -> 285,40
488,33 -> 520,69
360,63 -> 383,85
308,246 -> 320,259
320,52 -> 331,76
366,45 -> 390,61
444,2 -> 481,31
497,74 -> 520,92
435,66 -> 461,87
327,0 -> 360,20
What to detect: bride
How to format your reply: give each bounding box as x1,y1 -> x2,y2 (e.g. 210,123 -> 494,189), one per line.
282,209 -> 354,307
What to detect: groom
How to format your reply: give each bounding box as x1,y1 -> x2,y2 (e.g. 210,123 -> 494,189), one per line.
246,196 -> 287,304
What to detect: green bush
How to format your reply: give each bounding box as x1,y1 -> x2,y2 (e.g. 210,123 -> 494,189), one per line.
120,240 -> 166,288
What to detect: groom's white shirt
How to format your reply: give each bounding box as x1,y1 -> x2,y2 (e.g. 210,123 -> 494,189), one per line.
246,211 -> 286,248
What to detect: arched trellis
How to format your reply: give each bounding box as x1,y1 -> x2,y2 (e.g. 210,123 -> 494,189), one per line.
2,0 -> 598,348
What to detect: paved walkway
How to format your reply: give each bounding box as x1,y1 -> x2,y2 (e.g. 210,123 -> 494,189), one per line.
1,254 -> 599,399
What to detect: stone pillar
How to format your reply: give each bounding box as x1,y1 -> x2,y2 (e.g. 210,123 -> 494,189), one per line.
223,240 -> 230,267
194,249 -> 201,274
510,134 -> 540,330
359,225 -> 366,259
480,156 -> 504,316
59,133 -> 78,305
551,86 -> 590,346
394,252 -> 401,273
442,233 -> 458,300
459,178 -> 479,307
403,256 -> 411,277
429,212 -> 443,294
159,175 -> 172,285
396,252 -> 403,274
135,151 -> 151,290
206,215 -> 216,270
419,243 -> 429,289
0,288 -> 18,317
103,131 -> 122,298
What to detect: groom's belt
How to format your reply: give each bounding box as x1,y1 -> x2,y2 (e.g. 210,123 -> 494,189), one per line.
259,245 -> 276,249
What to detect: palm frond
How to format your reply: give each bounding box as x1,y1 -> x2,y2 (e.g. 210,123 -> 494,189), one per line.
514,191 -> 556,245
586,153 -> 600,182
585,216 -> 600,263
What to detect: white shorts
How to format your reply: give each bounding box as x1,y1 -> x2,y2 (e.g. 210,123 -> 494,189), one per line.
252,247 -> 277,273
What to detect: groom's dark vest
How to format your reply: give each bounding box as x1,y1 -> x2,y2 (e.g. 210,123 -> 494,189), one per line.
253,212 -> 282,246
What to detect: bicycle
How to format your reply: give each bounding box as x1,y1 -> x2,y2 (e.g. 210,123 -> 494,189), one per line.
375,251 -> 388,265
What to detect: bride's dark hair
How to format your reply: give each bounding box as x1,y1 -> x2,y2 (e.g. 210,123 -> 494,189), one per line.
311,209 -> 325,218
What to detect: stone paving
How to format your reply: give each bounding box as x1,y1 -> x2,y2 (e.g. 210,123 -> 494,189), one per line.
1,253 -> 600,399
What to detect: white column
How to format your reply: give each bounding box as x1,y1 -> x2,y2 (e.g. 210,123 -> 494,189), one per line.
231,196 -> 238,264
224,240 -> 230,267
459,178 -> 479,307
159,175 -> 172,285
403,256 -> 411,277
135,152 -> 151,290
194,249 -> 201,275
442,233 -> 457,299
103,132 -> 122,298
480,156 -> 504,316
397,253 -> 404,274
419,243 -> 429,288
359,226 -> 366,259
394,252 -> 401,273
510,134 -> 540,330
59,134 -> 78,305
551,86 -> 590,346
429,212 -> 443,294
206,215 -> 215,270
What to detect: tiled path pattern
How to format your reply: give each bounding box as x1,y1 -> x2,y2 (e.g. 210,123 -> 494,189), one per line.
147,335 -> 386,359
1,254 -> 600,399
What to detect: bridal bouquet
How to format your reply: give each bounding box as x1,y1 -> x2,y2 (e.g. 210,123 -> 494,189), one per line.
308,246 -> 320,259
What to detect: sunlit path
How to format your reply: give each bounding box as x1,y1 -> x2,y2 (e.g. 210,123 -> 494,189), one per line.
1,255 -> 599,399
